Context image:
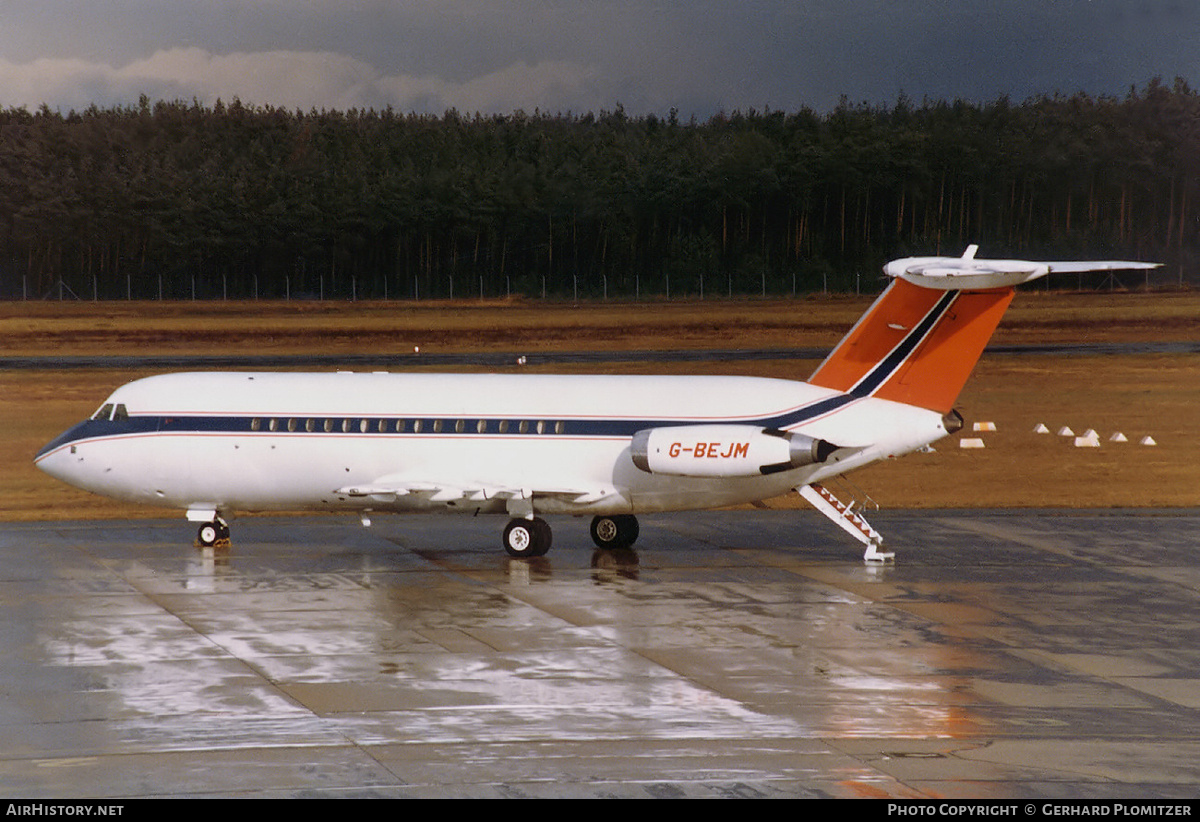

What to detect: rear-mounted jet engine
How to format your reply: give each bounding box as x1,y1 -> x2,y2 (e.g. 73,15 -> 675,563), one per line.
631,425 -> 839,478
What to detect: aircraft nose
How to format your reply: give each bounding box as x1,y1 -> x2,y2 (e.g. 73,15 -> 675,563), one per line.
34,421 -> 91,484
34,447 -> 67,483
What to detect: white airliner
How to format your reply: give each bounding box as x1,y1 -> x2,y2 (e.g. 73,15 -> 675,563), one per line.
35,248 -> 1157,562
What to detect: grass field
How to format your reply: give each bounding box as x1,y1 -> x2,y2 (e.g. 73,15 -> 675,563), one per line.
4,290 -> 1199,522
5,289 -> 1199,355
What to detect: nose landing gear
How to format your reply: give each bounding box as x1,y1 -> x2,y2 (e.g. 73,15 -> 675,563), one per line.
195,518 -> 231,548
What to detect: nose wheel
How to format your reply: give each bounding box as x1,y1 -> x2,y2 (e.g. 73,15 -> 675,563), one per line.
196,519 -> 231,548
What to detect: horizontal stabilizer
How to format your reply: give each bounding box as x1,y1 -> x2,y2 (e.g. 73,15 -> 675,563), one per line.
884,248 -> 1159,291
1044,260 -> 1162,274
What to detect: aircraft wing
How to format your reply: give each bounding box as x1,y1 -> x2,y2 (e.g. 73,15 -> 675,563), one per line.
334,475 -> 620,505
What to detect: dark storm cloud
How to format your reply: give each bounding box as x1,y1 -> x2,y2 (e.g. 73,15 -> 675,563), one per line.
0,0 -> 1194,115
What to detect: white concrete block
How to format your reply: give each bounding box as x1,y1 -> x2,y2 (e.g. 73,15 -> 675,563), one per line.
1140,436 -> 1157,446
1057,426 -> 1075,436
1074,436 -> 1100,448
959,438 -> 986,448
973,421 -> 996,432
1033,423 -> 1050,433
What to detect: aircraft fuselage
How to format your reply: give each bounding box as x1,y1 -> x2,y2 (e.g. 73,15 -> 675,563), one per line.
35,371 -> 947,518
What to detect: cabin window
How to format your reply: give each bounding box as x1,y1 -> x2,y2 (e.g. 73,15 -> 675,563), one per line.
432,420 -> 443,433
323,419 -> 334,432
268,419 -> 278,432
536,420 -> 546,434
287,418 -> 297,432
455,419 -> 465,433
378,420 -> 387,433
251,418 -> 262,431
476,420 -> 487,433
395,419 -> 405,433
360,419 -> 370,433
413,420 -> 423,433
555,421 -> 565,435
518,420 -> 529,434
92,403 -> 114,421
498,420 -> 509,434
305,419 -> 315,432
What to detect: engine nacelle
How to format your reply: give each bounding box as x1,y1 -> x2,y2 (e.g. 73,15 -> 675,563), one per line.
630,424 -> 838,478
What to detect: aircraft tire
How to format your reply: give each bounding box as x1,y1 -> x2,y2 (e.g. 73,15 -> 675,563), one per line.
503,517 -> 551,558
590,514 -> 639,550
196,519 -> 231,548
197,522 -> 219,547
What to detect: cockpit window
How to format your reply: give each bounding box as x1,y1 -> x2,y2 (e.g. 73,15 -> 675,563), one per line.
112,404 -> 129,422
92,403 -> 114,421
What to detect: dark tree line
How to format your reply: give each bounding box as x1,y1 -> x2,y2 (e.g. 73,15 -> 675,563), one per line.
3,79 -> 1198,301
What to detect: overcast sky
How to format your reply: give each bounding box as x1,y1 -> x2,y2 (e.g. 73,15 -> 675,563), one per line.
0,0 -> 1196,117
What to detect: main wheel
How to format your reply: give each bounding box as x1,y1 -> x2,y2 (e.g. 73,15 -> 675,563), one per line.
503,517 -> 552,558
590,514 -> 639,549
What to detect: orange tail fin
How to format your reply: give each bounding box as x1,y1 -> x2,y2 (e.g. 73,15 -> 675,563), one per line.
807,278 -> 1014,413
808,249 -> 1159,413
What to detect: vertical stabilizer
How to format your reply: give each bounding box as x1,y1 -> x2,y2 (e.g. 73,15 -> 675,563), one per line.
807,278 -> 1012,413
807,250 -> 1159,414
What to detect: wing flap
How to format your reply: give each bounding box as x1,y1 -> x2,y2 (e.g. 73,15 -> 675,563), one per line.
335,477 -> 619,506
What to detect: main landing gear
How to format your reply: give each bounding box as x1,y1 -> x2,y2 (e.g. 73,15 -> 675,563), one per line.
502,517 -> 552,558
589,514 -> 639,550
500,514 -> 640,558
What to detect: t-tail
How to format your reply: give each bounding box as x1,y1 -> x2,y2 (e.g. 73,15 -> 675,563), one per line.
807,246 -> 1160,414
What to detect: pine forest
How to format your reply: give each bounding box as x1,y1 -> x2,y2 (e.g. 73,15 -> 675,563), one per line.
3,78 -> 1198,301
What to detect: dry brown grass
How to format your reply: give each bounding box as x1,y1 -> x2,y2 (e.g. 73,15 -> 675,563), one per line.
4,290 -> 1198,521
849,353 -> 1200,508
7,290 -> 1197,356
